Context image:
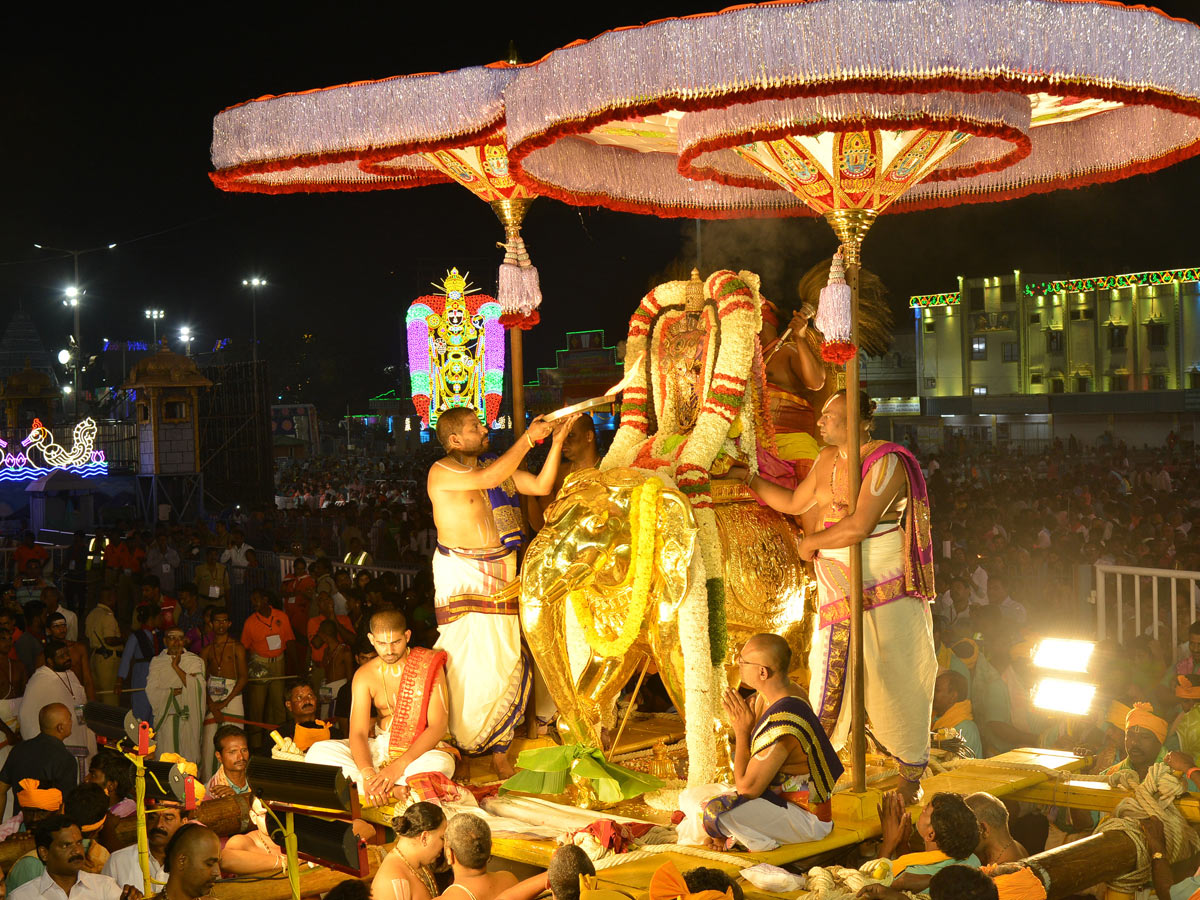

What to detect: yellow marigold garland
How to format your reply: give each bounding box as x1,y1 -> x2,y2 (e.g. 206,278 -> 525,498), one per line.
570,478 -> 660,658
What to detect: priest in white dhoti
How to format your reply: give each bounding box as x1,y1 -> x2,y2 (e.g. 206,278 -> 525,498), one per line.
145,627 -> 207,766
747,391 -> 937,802
19,639 -> 96,767
425,407 -> 570,777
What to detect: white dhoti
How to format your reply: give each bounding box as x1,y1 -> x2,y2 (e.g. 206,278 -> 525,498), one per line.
676,783 -> 833,852
146,651 -> 207,767
306,731 -> 455,791
811,523 -> 937,780
433,546 -> 530,755
0,698 -> 20,819
201,676 -> 244,781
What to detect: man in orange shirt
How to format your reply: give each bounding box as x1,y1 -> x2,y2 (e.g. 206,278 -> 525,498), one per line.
240,589 -> 295,751
306,592 -> 355,668
12,533 -> 48,580
280,559 -> 315,677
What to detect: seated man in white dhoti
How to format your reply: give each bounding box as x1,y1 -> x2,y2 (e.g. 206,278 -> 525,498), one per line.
677,634 -> 843,852
747,390 -> 937,803
306,608 -> 468,807
426,407 -> 573,778
146,627 -> 206,766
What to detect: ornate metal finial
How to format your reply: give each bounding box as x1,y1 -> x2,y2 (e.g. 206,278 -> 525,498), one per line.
684,268 -> 705,312
432,267 -> 480,300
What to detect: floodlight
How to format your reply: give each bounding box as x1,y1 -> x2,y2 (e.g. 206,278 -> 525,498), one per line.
1032,677 -> 1097,716
58,349 -> 71,364
82,702 -> 141,743
143,759 -> 193,804
65,286 -> 79,299
1033,638 -> 1095,674
248,756 -> 356,815
267,814 -> 367,876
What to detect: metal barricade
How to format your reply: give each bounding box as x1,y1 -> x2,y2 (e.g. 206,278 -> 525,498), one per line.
277,554 -> 418,593
1095,563 -> 1200,649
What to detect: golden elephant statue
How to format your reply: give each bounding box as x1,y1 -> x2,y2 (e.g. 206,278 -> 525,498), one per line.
519,466 -> 815,756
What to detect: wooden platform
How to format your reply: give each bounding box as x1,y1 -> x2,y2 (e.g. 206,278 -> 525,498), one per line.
491,748 -> 1089,882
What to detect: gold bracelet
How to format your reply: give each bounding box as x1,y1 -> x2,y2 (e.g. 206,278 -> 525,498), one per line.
525,433 -> 535,449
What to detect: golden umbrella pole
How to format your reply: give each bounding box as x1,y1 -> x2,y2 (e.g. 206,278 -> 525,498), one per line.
823,208 -> 877,793
492,197 -> 537,438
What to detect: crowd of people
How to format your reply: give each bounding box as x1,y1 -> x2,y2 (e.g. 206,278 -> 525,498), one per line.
0,423 -> 1199,898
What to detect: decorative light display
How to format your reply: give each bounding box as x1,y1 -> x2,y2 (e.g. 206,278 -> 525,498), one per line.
909,292 -> 962,308
0,418 -> 107,483
406,269 -> 504,427
1023,267 -> 1200,297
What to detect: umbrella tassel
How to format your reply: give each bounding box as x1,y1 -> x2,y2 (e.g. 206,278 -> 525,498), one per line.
815,247 -> 856,364
498,228 -> 541,330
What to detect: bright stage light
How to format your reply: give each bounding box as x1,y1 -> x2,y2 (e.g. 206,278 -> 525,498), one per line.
1032,677 -> 1096,716
58,349 -> 71,365
1033,638 -> 1095,673
65,286 -> 79,299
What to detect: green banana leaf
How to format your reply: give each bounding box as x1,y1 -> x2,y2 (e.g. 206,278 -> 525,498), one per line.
499,743 -> 663,802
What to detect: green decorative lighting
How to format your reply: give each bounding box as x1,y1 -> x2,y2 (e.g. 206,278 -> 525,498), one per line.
909,292 -> 961,308
1023,267 -> 1200,297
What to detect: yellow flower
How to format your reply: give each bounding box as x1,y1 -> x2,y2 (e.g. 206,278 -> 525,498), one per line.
571,478 -> 660,658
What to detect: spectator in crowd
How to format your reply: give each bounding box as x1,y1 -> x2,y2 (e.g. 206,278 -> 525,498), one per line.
200,609 -> 247,781
964,792 -> 1027,866
241,590 -> 294,751
276,682 -> 341,751
175,584 -> 205,652
877,790 -> 981,894
221,529 -> 254,569
42,587 -> 77,643
14,560 -> 48,609
87,749 -> 136,818
47,613 -> 95,702
13,601 -> 45,675
20,643 -> 94,760
493,844 -> 595,900
103,805 -> 185,893
281,559 -> 315,675
10,815 -> 127,900
194,548 -> 230,607
140,575 -> 177,630
344,537 -> 372,567
13,533 -> 48,578
145,533 -> 181,596
117,605 -> 161,723
85,588 -> 122,704
0,703 -> 79,812
7,783 -> 111,891
312,619 -> 354,721
206,725 -> 252,798
0,622 -> 27,773
439,814 -> 517,900
158,823 -> 222,900
62,533 -> 90,615
932,670 -> 982,759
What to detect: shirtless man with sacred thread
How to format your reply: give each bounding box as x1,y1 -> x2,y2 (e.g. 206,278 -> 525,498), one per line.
745,390 -> 937,802
427,408 -> 576,777
307,608 -> 463,806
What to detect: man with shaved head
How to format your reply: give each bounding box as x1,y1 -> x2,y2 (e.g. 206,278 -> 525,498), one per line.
677,634 -> 844,851
439,813 -> 517,900
162,822 -> 222,900
307,608 -> 464,807
0,702 -> 78,814
965,792 -> 1027,865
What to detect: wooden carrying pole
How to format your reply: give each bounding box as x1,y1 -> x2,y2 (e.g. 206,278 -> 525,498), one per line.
824,208 -> 877,793
511,327 -> 527,438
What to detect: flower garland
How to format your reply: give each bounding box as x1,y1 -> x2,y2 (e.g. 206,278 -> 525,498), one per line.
569,477 -> 660,658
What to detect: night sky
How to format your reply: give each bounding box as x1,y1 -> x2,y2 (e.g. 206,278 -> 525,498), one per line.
3,4 -> 1199,415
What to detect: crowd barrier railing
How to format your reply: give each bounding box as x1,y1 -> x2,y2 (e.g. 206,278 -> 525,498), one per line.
275,554 -> 419,593
1095,562 -> 1200,649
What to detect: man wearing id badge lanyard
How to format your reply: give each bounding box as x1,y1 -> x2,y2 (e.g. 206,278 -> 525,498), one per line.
193,549 -> 229,608
199,611 -> 246,781
144,534 -> 180,596
240,590 -> 294,752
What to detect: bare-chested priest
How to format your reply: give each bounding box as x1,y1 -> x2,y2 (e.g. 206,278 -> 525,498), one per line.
306,608 -> 463,806
677,634 -> 844,851
428,407 -> 576,777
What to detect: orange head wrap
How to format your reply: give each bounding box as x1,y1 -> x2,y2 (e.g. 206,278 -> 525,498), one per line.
1177,676 -> 1200,700
1125,701 -> 1168,743
648,861 -> 733,900
16,778 -> 62,811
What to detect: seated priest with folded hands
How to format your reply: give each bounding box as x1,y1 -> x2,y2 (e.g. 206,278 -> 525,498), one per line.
677,633 -> 843,851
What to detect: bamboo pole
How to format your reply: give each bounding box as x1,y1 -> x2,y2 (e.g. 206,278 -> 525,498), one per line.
511,327 -> 527,439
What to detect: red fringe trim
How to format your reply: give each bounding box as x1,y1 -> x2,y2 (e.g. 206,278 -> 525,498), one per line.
500,311 -> 540,330
821,341 -> 858,365
508,70 -> 1200,219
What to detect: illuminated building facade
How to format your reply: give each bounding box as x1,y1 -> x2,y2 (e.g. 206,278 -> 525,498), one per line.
912,267 -> 1200,448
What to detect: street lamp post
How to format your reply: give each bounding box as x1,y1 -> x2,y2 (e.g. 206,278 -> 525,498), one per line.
34,242 -> 117,404
179,327 -> 194,357
145,309 -> 165,346
242,277 -> 266,363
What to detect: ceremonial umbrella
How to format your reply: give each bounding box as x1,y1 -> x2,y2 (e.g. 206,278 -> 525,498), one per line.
210,61 -> 542,433
499,0 -> 1200,788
